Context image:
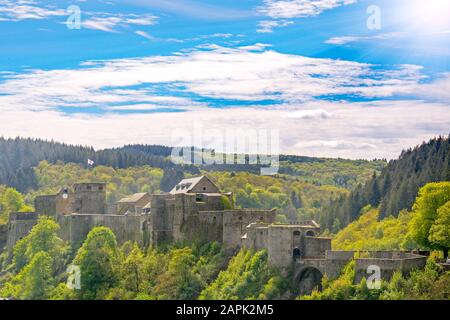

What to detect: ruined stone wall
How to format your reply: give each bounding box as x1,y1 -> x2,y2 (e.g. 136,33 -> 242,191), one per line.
58,214 -> 145,247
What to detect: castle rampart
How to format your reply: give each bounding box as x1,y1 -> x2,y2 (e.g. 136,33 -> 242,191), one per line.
0,176 -> 428,296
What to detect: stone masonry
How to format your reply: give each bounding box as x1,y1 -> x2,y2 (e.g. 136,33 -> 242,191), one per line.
0,176 -> 427,295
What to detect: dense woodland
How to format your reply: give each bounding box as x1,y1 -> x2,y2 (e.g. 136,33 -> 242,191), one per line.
318,136 -> 450,230
0,136 -> 449,300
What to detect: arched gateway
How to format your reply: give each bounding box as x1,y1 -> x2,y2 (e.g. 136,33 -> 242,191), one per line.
295,267 -> 323,296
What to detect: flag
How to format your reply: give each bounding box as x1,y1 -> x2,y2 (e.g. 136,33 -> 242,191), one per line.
87,159 -> 94,166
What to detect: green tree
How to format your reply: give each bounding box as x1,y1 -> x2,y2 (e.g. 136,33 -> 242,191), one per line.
2,252 -> 55,300
0,186 -> 33,224
121,243 -> 145,293
73,227 -> 120,299
13,215 -> 67,272
408,182 -> 450,254
152,248 -> 202,300
429,201 -> 450,258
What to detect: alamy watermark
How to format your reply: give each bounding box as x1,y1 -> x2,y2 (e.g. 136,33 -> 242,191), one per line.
66,264 -> 81,290
170,122 -> 280,175
367,5 -> 382,30
66,5 -> 81,29
366,265 -> 381,290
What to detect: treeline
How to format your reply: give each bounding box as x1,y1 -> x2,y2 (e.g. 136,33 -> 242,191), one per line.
0,138 -> 199,193
0,216 -> 284,300
319,136 -> 450,230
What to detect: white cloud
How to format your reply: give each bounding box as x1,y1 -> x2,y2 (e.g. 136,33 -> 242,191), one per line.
0,100 -> 449,160
0,44 -> 448,159
256,0 -> 358,31
0,0 -> 66,21
325,32 -> 403,45
238,43 -> 272,51
258,0 -> 357,19
285,109 -> 332,119
83,13 -> 158,32
257,20 -> 293,33
0,44 -> 428,114
295,140 -> 377,150
135,30 -> 155,41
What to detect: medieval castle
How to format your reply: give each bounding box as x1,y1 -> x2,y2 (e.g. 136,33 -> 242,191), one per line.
0,176 -> 427,294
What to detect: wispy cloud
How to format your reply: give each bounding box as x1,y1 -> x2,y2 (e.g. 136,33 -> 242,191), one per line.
257,20 -> 293,33
258,0 -> 357,19
1,43 -> 448,160
0,0 -> 66,21
325,32 -> 403,45
285,109 -> 332,120
256,0 -> 357,32
135,30 -> 155,41
0,44 -> 428,115
82,13 -> 158,32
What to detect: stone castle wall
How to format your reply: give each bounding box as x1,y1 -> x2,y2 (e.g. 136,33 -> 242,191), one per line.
0,224 -> 7,252
6,212 -> 41,254
222,209 -> 276,249
58,214 -> 145,247
354,253 -> 427,283
303,237 -> 331,259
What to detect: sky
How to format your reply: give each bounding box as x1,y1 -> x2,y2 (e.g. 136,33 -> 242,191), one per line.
0,0 -> 449,159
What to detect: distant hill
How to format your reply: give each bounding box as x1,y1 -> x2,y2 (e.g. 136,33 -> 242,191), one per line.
0,138 -> 199,192
319,135 -> 450,230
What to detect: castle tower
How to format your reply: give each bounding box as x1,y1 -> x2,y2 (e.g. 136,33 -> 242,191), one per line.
72,183 -> 106,214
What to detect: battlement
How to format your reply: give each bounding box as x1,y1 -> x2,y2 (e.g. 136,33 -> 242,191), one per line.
73,182 -> 106,192
1,176 -> 429,296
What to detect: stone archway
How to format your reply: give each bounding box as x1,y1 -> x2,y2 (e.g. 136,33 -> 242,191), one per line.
296,267 -> 323,296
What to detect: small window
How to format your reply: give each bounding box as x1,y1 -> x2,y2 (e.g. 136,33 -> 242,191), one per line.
99,186 -> 103,191
306,230 -> 316,237
203,186 -> 207,191
238,216 -> 243,221
293,230 -> 301,236
293,247 -> 301,258
259,216 -> 264,221
87,185 -> 92,190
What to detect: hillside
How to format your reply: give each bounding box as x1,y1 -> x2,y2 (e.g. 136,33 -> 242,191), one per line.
318,136 -> 450,230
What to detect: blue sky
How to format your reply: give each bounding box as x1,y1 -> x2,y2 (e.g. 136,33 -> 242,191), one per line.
0,0 -> 449,159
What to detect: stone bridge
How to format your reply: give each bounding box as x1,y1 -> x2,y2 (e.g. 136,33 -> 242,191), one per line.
293,251 -> 427,296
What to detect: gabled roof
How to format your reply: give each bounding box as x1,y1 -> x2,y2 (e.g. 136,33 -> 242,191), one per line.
118,193 -> 148,203
170,176 -> 218,194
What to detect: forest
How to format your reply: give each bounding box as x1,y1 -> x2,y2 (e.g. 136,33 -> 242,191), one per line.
0,136 -> 449,300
